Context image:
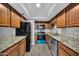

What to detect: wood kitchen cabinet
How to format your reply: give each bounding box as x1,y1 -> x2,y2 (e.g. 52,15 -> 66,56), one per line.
46,34 -> 49,44
11,11 -> 20,28
58,46 -> 69,56
66,3 -> 79,27
1,39 -> 26,56
58,42 -> 79,56
0,4 -> 10,26
1,44 -> 19,56
19,39 -> 26,56
8,46 -> 19,56
35,34 -> 37,42
46,34 -> 51,48
50,19 -> 56,28
51,3 -> 79,28
45,23 -> 49,29
56,9 -> 66,28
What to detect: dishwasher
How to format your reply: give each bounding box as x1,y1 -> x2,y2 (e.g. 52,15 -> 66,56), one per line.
50,38 -> 58,56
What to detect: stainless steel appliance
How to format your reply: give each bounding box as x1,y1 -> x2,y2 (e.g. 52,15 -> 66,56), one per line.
50,38 -> 58,56
16,22 -> 31,52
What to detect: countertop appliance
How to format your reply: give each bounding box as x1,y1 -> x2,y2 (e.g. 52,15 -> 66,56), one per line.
16,22 -> 31,52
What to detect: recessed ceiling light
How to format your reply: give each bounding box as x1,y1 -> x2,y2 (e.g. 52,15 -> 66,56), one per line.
36,3 -> 40,8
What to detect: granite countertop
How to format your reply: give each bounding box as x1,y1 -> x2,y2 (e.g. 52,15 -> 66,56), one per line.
46,33 -> 79,53
0,36 -> 26,52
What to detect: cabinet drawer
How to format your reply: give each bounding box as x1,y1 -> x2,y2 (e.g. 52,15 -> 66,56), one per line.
58,42 -> 78,56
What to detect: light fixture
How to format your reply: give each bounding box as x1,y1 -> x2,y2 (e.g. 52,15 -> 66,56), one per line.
36,3 -> 40,8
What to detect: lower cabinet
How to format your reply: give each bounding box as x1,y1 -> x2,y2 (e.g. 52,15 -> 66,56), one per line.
1,39 -> 26,56
1,43 -> 18,56
35,34 -> 37,42
46,34 -> 51,47
58,42 -> 79,56
8,47 -> 19,56
58,46 -> 70,56
19,39 -> 26,56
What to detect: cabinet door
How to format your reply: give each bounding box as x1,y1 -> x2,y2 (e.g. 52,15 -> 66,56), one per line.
67,4 -> 79,27
19,39 -> 26,56
58,47 -> 70,56
1,44 -> 19,56
35,35 -> 37,42
11,11 -> 20,28
0,4 -> 10,26
56,9 -> 66,28
8,47 -> 18,56
46,35 -> 50,47
45,23 -> 49,29
46,35 -> 49,43
58,42 -> 79,56
7,8 -> 10,26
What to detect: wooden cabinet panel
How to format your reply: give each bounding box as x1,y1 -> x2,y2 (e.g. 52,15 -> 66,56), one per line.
15,14 -> 20,28
58,47 -> 69,56
1,44 -> 18,56
45,23 -> 49,29
35,35 -> 37,42
66,4 -> 79,27
8,47 -> 18,56
1,39 -> 26,56
7,8 -> 10,26
19,39 -> 26,56
56,9 -> 66,28
46,34 -> 49,44
58,42 -> 79,56
11,11 -> 20,28
0,4 -> 10,26
46,34 -> 51,47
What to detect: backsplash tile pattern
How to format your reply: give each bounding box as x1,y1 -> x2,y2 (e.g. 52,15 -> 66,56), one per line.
61,27 -> 79,38
0,27 -> 15,39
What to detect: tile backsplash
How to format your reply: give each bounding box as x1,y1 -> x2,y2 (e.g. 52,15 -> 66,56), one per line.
52,27 -> 79,38
61,27 -> 79,38
0,27 -> 15,39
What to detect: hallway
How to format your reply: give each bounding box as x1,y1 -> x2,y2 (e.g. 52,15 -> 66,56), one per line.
26,44 -> 52,56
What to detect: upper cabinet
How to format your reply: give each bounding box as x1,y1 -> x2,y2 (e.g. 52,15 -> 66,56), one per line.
66,3 -> 79,27
11,11 -> 20,28
49,17 -> 56,28
45,23 -> 52,29
50,3 -> 79,28
56,9 -> 66,28
0,4 -> 26,28
0,4 -> 10,26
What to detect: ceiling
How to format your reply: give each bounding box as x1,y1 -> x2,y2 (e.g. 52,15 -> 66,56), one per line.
9,3 -> 70,21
